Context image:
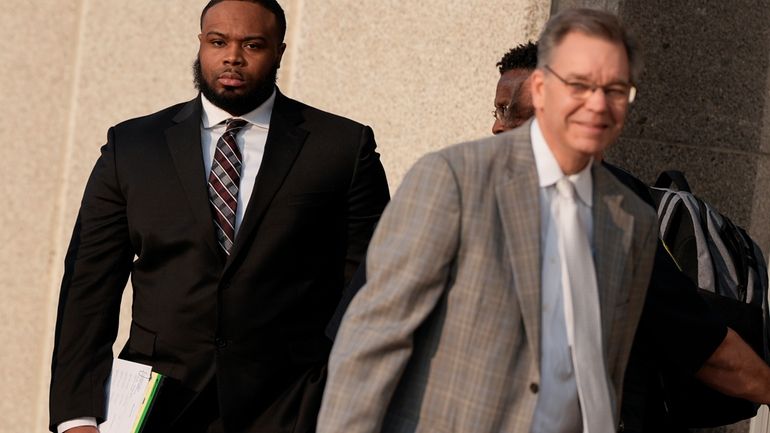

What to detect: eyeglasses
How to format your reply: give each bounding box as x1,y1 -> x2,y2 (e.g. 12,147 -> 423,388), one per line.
492,105 -> 508,121
544,65 -> 636,104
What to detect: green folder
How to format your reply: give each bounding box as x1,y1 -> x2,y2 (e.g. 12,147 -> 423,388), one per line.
132,371 -> 164,433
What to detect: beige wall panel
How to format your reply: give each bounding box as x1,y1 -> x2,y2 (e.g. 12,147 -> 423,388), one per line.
0,1 -> 81,431
59,1 -> 206,215
36,1 -> 207,431
277,0 -> 300,93
286,0 -> 549,190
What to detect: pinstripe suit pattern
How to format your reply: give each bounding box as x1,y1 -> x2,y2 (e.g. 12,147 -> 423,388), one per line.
318,122 -> 658,433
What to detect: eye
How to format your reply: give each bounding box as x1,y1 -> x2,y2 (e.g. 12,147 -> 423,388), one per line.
567,82 -> 591,94
210,39 -> 225,47
244,41 -> 265,50
493,105 -> 508,119
604,86 -> 629,98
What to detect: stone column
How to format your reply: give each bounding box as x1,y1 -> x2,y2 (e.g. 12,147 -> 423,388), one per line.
551,0 -> 620,15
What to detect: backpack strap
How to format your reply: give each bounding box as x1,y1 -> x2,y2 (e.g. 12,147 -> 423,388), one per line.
652,188 -> 717,292
700,201 -> 744,300
654,170 -> 692,193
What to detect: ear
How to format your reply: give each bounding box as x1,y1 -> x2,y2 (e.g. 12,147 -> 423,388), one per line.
276,42 -> 287,69
530,69 -> 546,111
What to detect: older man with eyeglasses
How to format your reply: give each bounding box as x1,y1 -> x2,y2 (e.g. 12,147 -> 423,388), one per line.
489,39 -> 770,432
318,8 -> 660,433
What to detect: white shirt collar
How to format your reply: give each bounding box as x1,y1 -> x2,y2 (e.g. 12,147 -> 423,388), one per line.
530,119 -> 593,207
200,87 -> 276,130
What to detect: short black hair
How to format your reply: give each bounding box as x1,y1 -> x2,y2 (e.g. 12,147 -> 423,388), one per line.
496,41 -> 538,75
201,0 -> 287,42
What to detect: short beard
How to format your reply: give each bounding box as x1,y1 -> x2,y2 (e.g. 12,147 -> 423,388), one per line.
193,58 -> 278,116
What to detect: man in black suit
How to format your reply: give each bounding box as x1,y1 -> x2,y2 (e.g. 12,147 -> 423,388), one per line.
49,1 -> 389,432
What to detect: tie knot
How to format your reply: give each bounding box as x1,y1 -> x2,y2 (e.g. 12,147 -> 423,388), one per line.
556,177 -> 577,201
225,118 -> 248,133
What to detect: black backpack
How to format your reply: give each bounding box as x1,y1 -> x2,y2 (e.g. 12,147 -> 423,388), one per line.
649,170 -> 769,427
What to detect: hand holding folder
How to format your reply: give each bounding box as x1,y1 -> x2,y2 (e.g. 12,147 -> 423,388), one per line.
98,359 -> 164,433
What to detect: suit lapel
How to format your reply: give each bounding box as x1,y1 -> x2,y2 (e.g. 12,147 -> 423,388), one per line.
496,127 -> 542,369
224,92 -> 308,272
592,164 -> 635,343
165,98 -> 222,261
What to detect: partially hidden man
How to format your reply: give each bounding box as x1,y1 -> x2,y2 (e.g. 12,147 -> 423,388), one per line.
48,1 -> 389,432
318,8 -> 657,433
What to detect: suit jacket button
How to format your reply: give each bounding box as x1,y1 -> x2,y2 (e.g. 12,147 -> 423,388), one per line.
221,281 -> 231,290
215,337 -> 228,349
529,382 -> 539,393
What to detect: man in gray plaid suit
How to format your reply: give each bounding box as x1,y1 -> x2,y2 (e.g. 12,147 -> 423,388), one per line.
318,8 -> 657,433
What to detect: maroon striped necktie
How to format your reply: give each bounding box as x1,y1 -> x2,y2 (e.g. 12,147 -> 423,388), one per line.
208,118 -> 248,255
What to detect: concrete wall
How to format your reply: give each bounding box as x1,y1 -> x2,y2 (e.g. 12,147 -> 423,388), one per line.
0,1 -> 548,431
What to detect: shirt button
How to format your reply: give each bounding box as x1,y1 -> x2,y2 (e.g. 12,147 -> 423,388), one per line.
530,382 -> 539,393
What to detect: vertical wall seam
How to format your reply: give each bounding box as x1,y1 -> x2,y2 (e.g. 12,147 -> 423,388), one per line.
282,0 -> 305,95
525,0 -> 552,42
35,0 -> 90,430
747,11 -> 770,256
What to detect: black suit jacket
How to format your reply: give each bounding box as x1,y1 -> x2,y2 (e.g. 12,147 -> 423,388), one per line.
49,90 -> 389,432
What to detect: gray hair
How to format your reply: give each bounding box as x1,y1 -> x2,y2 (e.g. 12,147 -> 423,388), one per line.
537,8 -> 643,84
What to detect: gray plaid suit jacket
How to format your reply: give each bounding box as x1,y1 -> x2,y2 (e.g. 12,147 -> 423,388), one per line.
318,122 -> 658,433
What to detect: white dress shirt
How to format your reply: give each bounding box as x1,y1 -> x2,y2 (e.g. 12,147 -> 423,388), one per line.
201,89 -> 275,235
529,119 -> 595,433
57,89 -> 276,433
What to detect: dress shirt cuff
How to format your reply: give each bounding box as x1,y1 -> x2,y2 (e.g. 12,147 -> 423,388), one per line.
58,417 -> 97,433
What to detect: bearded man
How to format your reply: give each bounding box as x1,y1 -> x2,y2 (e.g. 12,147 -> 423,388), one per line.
48,1 -> 389,432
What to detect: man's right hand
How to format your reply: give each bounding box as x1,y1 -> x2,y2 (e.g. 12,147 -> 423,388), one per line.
64,427 -> 99,433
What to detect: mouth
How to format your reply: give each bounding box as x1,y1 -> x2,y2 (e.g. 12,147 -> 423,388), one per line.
573,120 -> 609,133
217,71 -> 245,88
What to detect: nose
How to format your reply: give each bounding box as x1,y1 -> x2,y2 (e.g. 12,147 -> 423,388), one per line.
224,44 -> 245,66
492,118 -> 506,135
583,87 -> 608,112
